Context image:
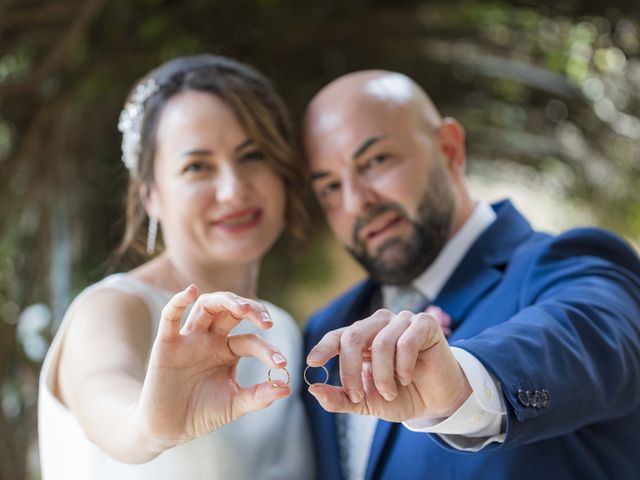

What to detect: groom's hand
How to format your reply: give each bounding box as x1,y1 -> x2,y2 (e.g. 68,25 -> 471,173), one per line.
306,309 -> 471,422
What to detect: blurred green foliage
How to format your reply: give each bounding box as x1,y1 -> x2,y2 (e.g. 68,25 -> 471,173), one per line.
1,0 -> 639,477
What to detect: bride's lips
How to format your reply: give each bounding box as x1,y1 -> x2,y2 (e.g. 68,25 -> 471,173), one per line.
211,208 -> 262,232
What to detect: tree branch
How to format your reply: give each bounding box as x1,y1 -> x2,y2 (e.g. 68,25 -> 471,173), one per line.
0,1 -> 77,30
0,0 -> 107,96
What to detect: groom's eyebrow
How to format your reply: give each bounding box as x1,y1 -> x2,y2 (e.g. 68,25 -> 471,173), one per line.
309,135 -> 388,182
353,135 -> 386,159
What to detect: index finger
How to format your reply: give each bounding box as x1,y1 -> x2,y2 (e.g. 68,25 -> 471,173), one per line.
306,327 -> 346,366
306,310 -> 393,366
181,292 -> 273,335
338,311 -> 393,402
158,284 -> 198,341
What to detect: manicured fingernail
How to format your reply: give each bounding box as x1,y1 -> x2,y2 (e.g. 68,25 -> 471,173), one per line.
398,377 -> 410,387
260,312 -> 272,324
272,353 -> 286,364
348,390 -> 362,403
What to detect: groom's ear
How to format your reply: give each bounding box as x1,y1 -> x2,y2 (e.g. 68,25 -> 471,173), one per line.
436,117 -> 466,180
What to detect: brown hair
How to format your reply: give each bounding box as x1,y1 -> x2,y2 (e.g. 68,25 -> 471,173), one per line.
117,54 -> 308,257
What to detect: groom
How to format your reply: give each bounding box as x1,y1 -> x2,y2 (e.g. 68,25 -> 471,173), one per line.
300,70 -> 640,480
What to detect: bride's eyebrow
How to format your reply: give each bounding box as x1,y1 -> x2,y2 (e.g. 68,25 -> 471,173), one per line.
180,149 -> 214,158
234,139 -> 254,151
179,139 -> 254,159
310,171 -> 331,183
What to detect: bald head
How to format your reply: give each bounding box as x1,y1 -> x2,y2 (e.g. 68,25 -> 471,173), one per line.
303,70 -> 443,144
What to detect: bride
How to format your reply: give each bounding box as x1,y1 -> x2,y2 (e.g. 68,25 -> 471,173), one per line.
38,54 -> 313,479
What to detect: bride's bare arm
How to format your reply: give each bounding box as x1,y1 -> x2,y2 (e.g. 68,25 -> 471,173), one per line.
56,286 -> 290,464
57,287 -> 160,461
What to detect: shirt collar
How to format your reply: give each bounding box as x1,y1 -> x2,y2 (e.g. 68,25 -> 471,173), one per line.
383,200 -> 496,308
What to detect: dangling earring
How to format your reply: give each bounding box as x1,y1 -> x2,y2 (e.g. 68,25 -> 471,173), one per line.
146,216 -> 158,255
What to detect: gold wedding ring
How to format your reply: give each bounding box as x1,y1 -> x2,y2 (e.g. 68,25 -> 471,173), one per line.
267,366 -> 291,387
304,365 -> 329,386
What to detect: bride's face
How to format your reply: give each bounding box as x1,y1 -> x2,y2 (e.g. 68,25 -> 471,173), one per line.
146,90 -> 286,267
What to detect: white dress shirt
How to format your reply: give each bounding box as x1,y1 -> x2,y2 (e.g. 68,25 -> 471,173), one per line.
343,201 -> 506,480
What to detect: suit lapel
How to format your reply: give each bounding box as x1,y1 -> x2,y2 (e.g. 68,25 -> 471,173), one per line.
435,200 -> 533,328
365,420 -> 397,480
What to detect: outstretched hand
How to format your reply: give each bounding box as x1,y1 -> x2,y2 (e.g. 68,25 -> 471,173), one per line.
306,309 -> 470,422
132,285 -> 290,450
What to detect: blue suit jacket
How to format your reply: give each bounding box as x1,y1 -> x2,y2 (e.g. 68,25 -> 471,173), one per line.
303,200 -> 640,480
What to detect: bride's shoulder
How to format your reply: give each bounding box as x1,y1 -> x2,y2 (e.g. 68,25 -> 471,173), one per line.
68,274 -> 150,321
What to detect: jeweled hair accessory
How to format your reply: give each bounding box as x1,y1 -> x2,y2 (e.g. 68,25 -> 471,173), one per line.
117,78 -> 160,173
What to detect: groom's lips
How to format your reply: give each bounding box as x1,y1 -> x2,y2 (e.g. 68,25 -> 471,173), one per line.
360,212 -> 404,245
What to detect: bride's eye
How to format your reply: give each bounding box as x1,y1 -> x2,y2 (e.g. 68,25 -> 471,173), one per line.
241,150 -> 266,162
183,161 -> 210,173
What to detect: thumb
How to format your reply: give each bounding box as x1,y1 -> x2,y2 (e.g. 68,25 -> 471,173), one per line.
307,384 -> 367,415
232,381 -> 292,418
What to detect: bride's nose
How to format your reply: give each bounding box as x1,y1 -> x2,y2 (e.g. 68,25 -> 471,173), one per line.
214,163 -> 249,203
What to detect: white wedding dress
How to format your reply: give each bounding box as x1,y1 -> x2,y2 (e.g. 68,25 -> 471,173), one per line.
38,273 -> 313,479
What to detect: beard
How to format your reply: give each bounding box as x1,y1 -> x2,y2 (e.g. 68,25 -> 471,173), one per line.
346,161 -> 455,285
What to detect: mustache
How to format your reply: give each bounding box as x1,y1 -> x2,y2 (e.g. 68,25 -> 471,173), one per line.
352,202 -> 408,246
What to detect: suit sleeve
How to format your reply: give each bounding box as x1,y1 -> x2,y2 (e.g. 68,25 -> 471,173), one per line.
451,228 -> 640,448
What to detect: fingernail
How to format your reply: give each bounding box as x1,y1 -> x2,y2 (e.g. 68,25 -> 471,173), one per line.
398,377 -> 410,387
348,390 -> 362,403
260,312 -> 272,324
272,352 -> 286,364
236,297 -> 249,305
307,352 -> 321,363
382,392 -> 396,401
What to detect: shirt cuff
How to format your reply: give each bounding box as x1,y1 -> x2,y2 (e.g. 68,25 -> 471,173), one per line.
402,347 -> 506,444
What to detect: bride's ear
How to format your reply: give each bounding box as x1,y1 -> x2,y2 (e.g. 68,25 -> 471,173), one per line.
140,183 -> 160,220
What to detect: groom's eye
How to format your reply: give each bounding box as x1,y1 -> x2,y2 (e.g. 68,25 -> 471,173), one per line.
358,153 -> 390,174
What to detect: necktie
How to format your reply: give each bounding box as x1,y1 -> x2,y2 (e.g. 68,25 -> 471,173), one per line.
387,285 -> 429,313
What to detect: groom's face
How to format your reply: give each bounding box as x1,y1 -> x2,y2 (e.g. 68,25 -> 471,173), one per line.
304,96 -> 457,285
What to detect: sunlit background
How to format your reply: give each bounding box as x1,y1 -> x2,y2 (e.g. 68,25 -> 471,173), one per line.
1,0 -> 639,478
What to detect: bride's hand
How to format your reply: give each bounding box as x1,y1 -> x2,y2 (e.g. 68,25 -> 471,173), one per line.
132,285 -> 290,450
